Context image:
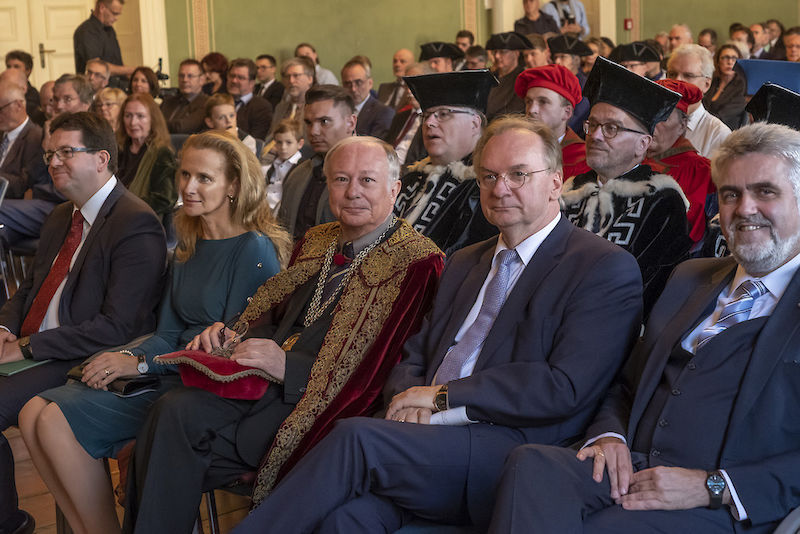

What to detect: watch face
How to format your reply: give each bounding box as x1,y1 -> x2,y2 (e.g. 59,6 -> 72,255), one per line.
138,362 -> 148,374
707,474 -> 725,494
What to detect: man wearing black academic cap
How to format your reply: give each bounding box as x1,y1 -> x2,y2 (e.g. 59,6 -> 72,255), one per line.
419,41 -> 464,73
234,113 -> 644,534
485,31 -> 531,120
394,70 -> 500,254
562,56 -> 691,316
611,41 -> 662,79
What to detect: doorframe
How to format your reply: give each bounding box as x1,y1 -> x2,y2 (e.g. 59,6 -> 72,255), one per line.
138,0 -> 170,78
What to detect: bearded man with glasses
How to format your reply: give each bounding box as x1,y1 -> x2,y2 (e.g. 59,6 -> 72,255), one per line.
562,57 -> 691,316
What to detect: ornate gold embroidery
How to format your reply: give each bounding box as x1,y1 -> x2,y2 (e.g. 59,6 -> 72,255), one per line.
250,221 -> 442,503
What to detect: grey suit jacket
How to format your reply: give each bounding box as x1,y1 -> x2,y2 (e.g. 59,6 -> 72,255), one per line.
586,256 -> 800,533
356,95 -> 395,139
0,181 -> 167,360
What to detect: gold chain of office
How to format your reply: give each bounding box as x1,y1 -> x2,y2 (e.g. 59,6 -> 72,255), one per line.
303,217 -> 397,327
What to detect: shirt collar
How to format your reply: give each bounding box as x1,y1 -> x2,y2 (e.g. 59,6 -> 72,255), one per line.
730,250 -> 800,303
275,150 -> 302,167
495,212 -> 561,266
348,213 -> 395,255
687,102 -> 706,130
4,117 -> 28,143
77,175 -> 117,225
238,92 -> 253,105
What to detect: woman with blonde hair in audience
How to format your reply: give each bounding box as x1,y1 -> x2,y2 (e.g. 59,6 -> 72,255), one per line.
92,87 -> 126,131
116,93 -> 177,221
18,130 -> 291,534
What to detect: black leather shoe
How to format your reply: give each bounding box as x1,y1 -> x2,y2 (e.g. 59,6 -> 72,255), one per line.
0,511 -> 34,534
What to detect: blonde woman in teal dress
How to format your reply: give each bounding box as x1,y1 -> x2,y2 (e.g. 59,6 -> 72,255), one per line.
18,131 -> 292,534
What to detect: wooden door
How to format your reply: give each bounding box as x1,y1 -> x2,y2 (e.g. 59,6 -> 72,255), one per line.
27,0 -> 94,87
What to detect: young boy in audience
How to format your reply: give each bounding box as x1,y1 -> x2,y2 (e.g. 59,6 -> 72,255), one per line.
264,119 -> 304,211
203,93 -> 260,156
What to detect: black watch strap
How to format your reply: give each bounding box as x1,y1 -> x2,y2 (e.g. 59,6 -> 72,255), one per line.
18,337 -> 33,360
705,471 -> 726,509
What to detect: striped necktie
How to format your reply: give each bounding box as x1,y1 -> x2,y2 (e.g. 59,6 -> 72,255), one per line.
695,279 -> 768,350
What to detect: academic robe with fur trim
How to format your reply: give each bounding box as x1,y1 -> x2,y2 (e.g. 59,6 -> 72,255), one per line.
394,155 -> 498,255
561,165 -> 691,315
561,127 -> 591,181
652,136 -> 715,246
242,220 -> 445,502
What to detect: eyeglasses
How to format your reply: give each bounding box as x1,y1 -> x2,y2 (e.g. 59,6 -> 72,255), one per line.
43,146 -> 101,164
583,119 -> 647,139
666,70 -> 708,80
719,55 -> 739,61
0,100 -> 19,113
98,101 -> 120,108
477,168 -> 550,189
178,73 -> 202,79
419,108 -> 475,122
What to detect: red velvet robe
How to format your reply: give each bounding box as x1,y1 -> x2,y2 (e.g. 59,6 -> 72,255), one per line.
246,221 -> 445,503
653,137 -> 715,244
561,127 -> 591,181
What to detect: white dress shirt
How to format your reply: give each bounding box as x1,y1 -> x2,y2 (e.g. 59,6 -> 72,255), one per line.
430,213 -> 562,425
686,103 -> 731,160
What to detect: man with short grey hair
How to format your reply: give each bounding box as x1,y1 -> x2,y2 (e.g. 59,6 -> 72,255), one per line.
667,44 -> 730,159
668,23 -> 694,53
341,57 -> 394,139
85,58 -> 110,92
489,121 -> 800,534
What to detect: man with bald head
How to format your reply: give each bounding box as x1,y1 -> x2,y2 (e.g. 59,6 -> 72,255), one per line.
377,48 -> 414,110
0,80 -> 61,252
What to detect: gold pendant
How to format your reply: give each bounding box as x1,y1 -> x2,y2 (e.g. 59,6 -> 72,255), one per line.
281,332 -> 301,351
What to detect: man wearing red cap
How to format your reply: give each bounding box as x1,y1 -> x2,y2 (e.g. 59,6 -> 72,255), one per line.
515,64 -> 591,180
648,79 -> 716,248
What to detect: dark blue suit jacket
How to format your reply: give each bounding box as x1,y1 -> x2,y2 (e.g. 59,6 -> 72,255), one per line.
356,95 -> 395,139
385,216 -> 643,525
586,256 -> 800,533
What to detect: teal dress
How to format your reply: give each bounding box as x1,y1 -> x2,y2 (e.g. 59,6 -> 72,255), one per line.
40,231 -> 280,458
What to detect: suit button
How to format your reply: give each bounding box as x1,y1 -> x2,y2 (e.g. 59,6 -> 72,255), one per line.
257,262 -> 263,268
687,361 -> 697,370
671,388 -> 681,396
650,448 -> 660,457
658,419 -> 669,427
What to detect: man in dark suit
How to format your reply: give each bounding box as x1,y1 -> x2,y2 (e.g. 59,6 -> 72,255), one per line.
341,57 -> 394,139
376,48 -> 413,110
0,112 -> 166,534
232,116 -> 644,534
228,58 -> 273,141
489,121 -> 800,534
159,59 -> 207,134
254,54 -> 285,110
0,79 -> 62,250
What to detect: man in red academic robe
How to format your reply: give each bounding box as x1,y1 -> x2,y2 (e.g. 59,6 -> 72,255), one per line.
648,79 -> 716,246
515,64 -> 591,181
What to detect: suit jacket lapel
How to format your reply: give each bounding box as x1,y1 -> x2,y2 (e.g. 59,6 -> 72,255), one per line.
473,218 -> 570,371
429,241 -> 496,374
727,268 -> 800,432
61,183 -> 123,298
627,258 -> 736,435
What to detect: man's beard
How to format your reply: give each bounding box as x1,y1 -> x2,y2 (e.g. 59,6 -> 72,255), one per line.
726,214 -> 800,274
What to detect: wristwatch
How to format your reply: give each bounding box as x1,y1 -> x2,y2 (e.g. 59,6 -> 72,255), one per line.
121,349 -> 148,374
433,385 -> 448,412
705,470 -> 726,509
18,337 -> 33,360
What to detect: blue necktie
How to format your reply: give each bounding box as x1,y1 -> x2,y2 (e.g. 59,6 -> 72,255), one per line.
695,279 -> 768,350
435,249 -> 520,384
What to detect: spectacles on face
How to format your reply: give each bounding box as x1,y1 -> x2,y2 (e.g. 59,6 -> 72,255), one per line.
0,100 -> 19,113
43,146 -> 101,165
719,55 -> 739,62
477,168 -> 550,189
343,78 -> 367,88
583,119 -> 647,139
666,70 -> 707,81
419,108 -> 475,122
